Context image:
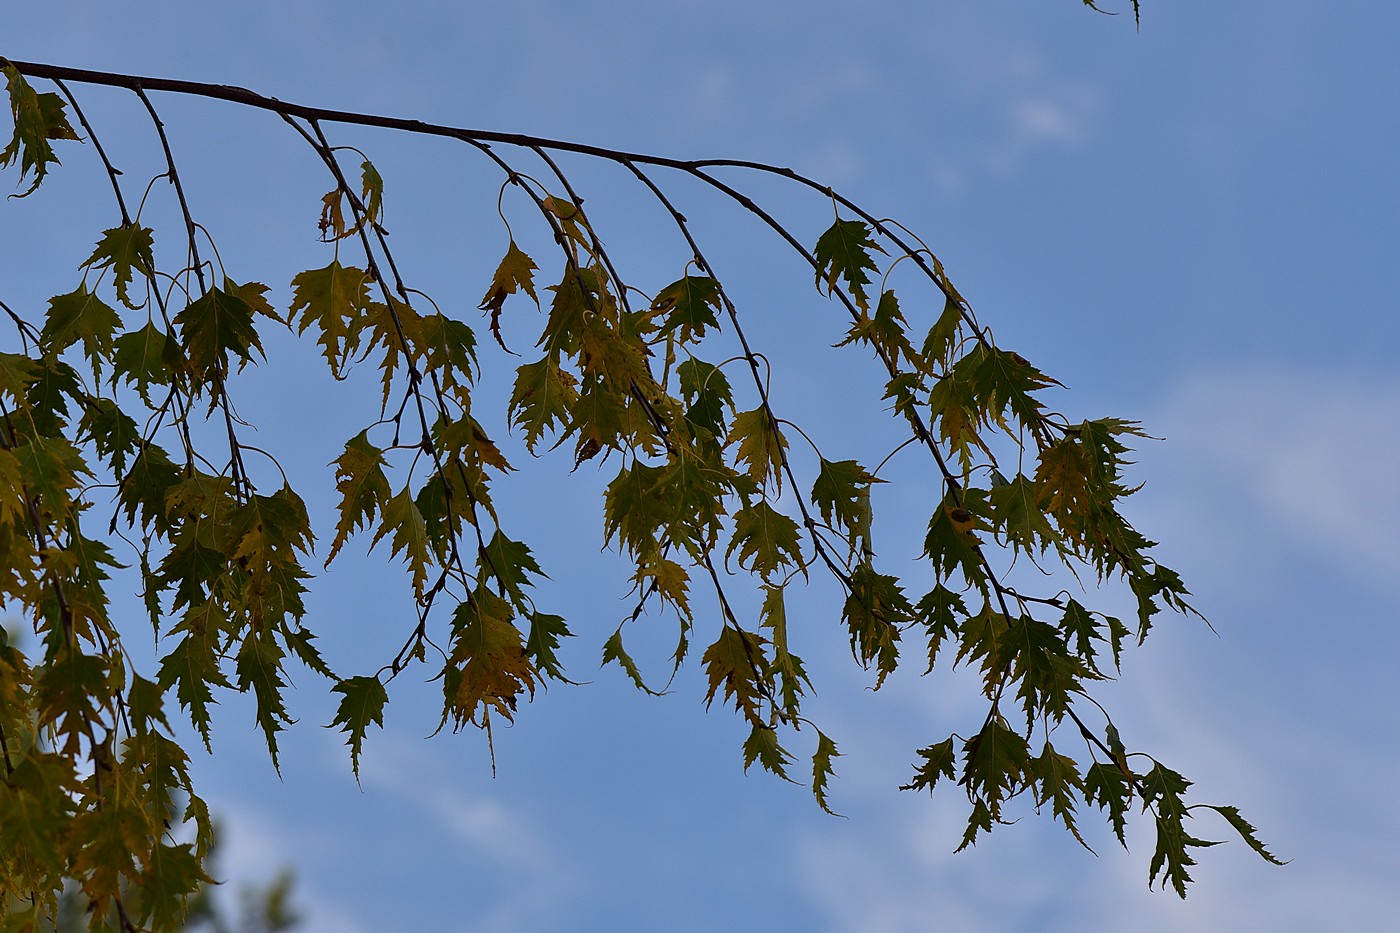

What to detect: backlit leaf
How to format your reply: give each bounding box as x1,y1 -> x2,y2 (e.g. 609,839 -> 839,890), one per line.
726,499 -> 803,581
814,218 -> 884,312
174,286 -> 264,380
742,723 -> 796,781
41,285 -> 121,369
727,407 -> 787,490
651,275 -> 721,341
81,224 -> 155,310
479,241 -> 539,351
329,675 -> 388,779
2,65 -> 78,196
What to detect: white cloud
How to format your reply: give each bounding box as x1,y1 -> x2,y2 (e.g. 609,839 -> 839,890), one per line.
346,731 -> 581,932
1012,96 -> 1087,144
213,803 -> 371,933
1148,366 -> 1400,580
985,83 -> 1098,175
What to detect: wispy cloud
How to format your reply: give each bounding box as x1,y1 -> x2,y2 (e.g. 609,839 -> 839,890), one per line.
1147,365 -> 1400,580
213,803 -> 372,933
924,47 -> 1100,194
349,732 -> 582,932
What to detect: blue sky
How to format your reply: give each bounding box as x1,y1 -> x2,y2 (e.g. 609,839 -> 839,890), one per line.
4,2 -> 1399,931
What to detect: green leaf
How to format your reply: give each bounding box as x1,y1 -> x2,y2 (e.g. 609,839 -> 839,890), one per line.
174,286 -> 264,380
479,529 -> 546,610
1198,804 -> 1286,866
810,458 -> 878,549
758,584 -> 811,716
1031,742 -> 1089,849
922,493 -> 987,589
726,499 -> 803,581
925,365 -> 993,473
540,265 -> 590,356
329,675 -> 388,779
602,460 -> 667,562
676,357 -> 733,439
14,433 -> 89,511
111,322 -> 177,403
742,723 -> 796,781
989,472 -> 1059,556
996,613 -> 1087,727
25,354 -> 84,434
901,736 -> 957,794
77,396 -> 140,476
81,224 -> 155,309
369,486 -> 433,597
914,584 -> 968,673
0,351 -> 38,404
118,441 -> 181,534
814,218 -> 884,311
650,275 -> 722,341
812,730 -> 842,815
418,311 -> 478,404
284,625 -> 335,680
1083,761 -> 1131,846
157,628 -> 231,751
327,430 -> 392,564
224,276 -> 281,323
600,626 -> 664,695
234,629 -> 293,769
40,285 -> 122,369
956,799 -> 994,853
921,294 -> 964,371
524,611 -> 571,681
841,560 -> 910,687
957,717 -> 1029,828
1060,598 -> 1126,677
957,343 -> 1059,434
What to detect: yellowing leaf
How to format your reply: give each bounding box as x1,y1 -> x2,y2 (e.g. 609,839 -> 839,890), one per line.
509,356 -> 577,452
650,275 -> 722,341
288,262 -> 372,376
361,158 -> 384,228
727,407 -> 787,490
601,626 -> 664,695
328,431 -> 391,564
701,626 -> 770,724
479,241 -> 539,352
1,65 -> 79,196
441,590 -> 538,729
835,289 -> 917,368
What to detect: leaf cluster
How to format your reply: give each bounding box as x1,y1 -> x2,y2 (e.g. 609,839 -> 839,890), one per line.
0,48 -> 1278,931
